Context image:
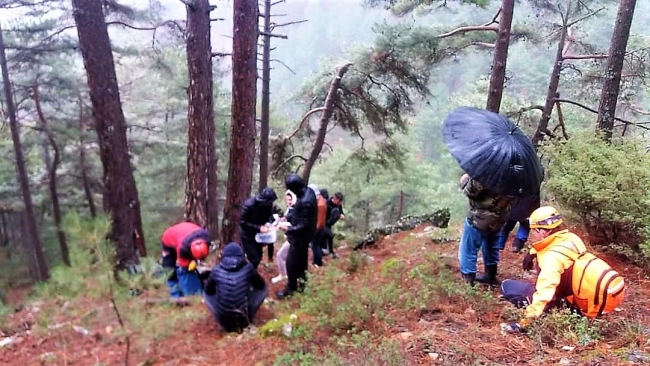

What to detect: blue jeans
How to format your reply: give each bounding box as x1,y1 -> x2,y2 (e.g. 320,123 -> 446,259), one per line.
458,218 -> 500,275
167,267 -> 203,298
495,220 -> 530,250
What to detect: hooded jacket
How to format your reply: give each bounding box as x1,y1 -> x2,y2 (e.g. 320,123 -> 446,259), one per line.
161,222 -> 211,267
203,243 -> 266,317
525,230 -> 587,318
239,187 -> 277,238
284,174 -> 317,243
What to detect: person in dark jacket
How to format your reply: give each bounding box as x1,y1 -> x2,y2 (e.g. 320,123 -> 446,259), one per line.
239,187 -> 278,269
496,194 -> 541,253
322,191 -> 345,258
202,242 -> 268,332
276,174 -> 317,299
161,222 -> 211,298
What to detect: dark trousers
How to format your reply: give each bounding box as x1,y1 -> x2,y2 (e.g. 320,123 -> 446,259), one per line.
242,236 -> 263,269
322,226 -> 335,254
202,284 -> 268,332
500,279 -> 536,308
286,238 -> 309,292
311,230 -> 324,266
267,243 -> 274,261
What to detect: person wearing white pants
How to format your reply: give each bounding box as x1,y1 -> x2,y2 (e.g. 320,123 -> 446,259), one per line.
271,190 -> 296,284
272,241 -> 290,283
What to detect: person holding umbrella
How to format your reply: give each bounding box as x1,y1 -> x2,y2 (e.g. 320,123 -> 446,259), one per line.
443,107 -> 544,286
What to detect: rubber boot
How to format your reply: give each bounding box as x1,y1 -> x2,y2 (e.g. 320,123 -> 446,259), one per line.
475,265 -> 501,286
461,272 -> 476,287
512,238 -> 525,253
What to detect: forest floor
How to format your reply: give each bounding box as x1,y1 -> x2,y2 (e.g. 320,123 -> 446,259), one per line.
1,224 -> 650,366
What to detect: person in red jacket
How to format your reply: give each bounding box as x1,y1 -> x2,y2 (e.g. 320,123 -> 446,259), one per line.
161,222 -> 211,298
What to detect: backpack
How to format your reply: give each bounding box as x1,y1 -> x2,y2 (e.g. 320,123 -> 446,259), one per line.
549,246 -> 625,318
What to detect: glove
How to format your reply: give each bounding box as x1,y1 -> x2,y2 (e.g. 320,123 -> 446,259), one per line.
188,260 -> 197,272
522,252 -> 536,271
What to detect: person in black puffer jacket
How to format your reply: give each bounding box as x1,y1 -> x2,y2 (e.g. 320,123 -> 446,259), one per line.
276,174 -> 317,299
239,187 -> 278,269
202,242 -> 268,332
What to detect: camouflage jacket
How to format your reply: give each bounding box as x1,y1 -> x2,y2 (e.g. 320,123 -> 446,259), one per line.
460,175 -> 513,233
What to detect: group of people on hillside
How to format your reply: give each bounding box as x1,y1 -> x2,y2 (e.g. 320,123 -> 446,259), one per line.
158,173 -> 345,332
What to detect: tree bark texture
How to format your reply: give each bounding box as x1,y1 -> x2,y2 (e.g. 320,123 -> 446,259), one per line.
78,98 -> 97,218
183,0 -> 219,239
596,0 -> 637,140
33,82 -> 70,266
221,0 -> 259,245
258,0 -> 272,192
0,24 -> 50,281
71,0 -> 145,270
301,63 -> 353,183
485,0 -> 515,113
531,12 -> 569,147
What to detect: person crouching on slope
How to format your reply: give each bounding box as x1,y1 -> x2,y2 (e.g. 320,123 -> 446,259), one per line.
501,206 -> 625,332
161,222 -> 211,298
202,242 -> 268,332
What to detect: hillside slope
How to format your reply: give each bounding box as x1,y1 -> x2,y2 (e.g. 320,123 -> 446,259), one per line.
1,224 -> 649,365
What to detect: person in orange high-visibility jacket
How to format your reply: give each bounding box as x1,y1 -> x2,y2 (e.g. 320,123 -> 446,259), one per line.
500,206 -> 625,331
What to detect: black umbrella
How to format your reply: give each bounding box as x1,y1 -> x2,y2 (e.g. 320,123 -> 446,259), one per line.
442,106 -> 543,197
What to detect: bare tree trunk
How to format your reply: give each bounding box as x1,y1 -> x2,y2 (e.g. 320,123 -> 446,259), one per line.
221,0 -> 259,245
72,0 -> 145,270
32,82 -> 70,266
531,7 -> 570,147
183,0 -> 219,239
77,98 -> 97,218
485,0 -> 515,113
258,0 -> 272,192
301,63 -> 353,183
596,0 -> 637,140
0,24 -> 49,281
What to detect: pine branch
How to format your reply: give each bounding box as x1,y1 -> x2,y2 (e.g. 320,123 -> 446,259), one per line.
554,98 -> 650,131
270,19 -> 308,30
270,58 -> 295,74
436,25 -> 498,39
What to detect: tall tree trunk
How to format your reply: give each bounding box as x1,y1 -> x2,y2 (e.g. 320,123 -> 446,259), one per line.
531,6 -> 570,147
258,0 -> 272,192
0,24 -> 49,281
221,0 -> 259,245
485,0 -> 515,113
301,63 -> 353,183
71,0 -> 145,270
596,0 -> 637,140
78,98 -> 97,218
183,0 -> 219,239
32,82 -> 70,266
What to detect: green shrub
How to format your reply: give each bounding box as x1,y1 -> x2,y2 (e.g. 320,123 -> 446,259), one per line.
542,132 -> 650,262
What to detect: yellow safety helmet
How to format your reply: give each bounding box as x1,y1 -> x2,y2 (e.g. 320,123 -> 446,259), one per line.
529,206 -> 563,229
